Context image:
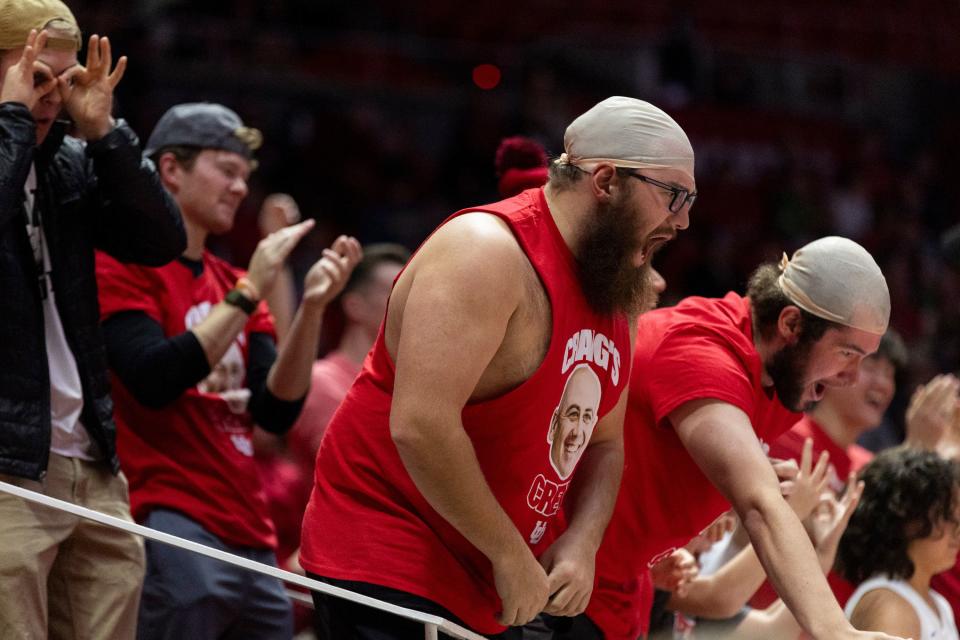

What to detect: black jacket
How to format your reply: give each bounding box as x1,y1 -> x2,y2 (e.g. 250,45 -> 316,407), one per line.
0,102 -> 185,480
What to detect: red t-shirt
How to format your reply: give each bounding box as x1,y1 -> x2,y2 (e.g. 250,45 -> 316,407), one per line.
287,350 -> 361,471
750,415 -> 873,610
96,251 -> 279,549
299,188 -> 631,635
587,293 -> 801,640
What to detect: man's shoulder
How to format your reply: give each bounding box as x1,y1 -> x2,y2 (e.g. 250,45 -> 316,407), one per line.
415,212 -> 527,283
96,250 -> 181,287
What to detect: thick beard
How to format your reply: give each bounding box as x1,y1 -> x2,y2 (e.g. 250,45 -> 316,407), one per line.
575,197 -> 653,317
766,338 -> 817,412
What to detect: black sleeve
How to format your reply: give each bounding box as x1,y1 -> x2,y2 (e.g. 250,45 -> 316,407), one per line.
246,332 -> 307,434
86,120 -> 187,266
102,310 -> 211,408
0,103 -> 36,231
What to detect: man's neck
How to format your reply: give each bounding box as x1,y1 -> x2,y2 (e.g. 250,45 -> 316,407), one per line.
182,216 -> 208,261
543,183 -> 590,256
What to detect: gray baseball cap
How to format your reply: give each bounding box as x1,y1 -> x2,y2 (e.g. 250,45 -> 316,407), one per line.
144,102 -> 262,161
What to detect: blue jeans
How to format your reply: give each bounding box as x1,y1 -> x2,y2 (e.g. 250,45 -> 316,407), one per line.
137,509 -> 292,640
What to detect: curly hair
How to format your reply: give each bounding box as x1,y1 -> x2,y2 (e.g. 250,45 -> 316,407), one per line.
836,446 -> 960,584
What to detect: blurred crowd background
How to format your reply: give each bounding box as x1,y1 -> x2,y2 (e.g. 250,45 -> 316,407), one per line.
71,0 -> 960,446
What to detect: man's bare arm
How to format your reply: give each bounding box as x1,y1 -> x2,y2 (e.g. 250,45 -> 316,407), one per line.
671,399 -> 907,640
389,214 -> 549,626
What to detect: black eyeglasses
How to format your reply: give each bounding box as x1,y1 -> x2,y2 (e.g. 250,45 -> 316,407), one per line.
629,173 -> 697,213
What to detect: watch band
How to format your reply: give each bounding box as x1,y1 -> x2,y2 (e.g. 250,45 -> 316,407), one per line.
235,276 -> 260,302
224,289 -> 257,315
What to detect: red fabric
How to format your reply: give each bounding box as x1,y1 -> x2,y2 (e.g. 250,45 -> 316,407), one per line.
930,545 -> 960,624
498,167 -> 549,198
286,351 -> 361,471
256,351 -> 360,563
749,415 -> 872,609
587,294 -> 801,640
96,251 -> 279,549
299,188 -> 631,634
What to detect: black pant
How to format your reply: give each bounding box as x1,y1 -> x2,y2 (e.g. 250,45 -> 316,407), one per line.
538,614 -> 605,640
308,573 -> 524,640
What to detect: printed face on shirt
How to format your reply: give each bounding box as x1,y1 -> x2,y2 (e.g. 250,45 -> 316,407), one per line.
547,364 -> 602,480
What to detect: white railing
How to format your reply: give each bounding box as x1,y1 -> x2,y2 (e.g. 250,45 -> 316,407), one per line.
0,480 -> 485,640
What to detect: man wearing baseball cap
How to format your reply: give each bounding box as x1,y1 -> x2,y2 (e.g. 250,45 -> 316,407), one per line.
0,1 -> 185,638
95,103 -> 361,638
298,96 -> 693,637
573,237 -> 906,640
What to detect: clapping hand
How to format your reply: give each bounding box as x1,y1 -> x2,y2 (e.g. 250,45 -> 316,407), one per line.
302,235 -> 362,309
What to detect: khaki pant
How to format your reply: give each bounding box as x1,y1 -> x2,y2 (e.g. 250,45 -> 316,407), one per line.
0,453 -> 145,640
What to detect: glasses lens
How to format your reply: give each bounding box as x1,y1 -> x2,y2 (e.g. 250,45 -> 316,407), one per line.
669,190 -> 685,213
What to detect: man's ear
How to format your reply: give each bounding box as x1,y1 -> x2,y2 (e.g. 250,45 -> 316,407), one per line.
157,152 -> 182,192
777,305 -> 803,345
590,163 -> 618,202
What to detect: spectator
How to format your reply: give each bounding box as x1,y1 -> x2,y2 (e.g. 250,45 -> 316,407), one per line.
299,96 -> 694,638
95,102 -> 360,640
580,237 -> 902,640
286,242 -> 410,471
0,3 -> 185,637
838,447 -> 960,640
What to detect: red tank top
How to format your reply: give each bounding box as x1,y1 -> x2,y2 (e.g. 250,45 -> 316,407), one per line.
299,188 -> 631,634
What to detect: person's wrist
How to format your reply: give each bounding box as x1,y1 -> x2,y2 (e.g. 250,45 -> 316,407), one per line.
79,116 -> 115,142
807,612 -> 852,639
235,276 -> 260,303
223,289 -> 257,315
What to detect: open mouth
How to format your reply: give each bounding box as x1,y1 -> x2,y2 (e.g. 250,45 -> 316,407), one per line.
638,236 -> 674,265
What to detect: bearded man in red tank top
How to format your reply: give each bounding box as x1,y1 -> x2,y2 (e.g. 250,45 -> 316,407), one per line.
299,96 -> 696,638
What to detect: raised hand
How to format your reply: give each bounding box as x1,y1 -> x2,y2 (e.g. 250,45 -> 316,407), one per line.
685,510 -> 737,555
905,374 -> 960,450
0,30 -> 57,109
808,472 -> 863,573
538,532 -> 600,617
246,219 -> 315,298
258,193 -> 301,236
302,235 -> 362,309
493,546 -> 550,626
57,34 -> 127,140
774,438 -> 830,520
